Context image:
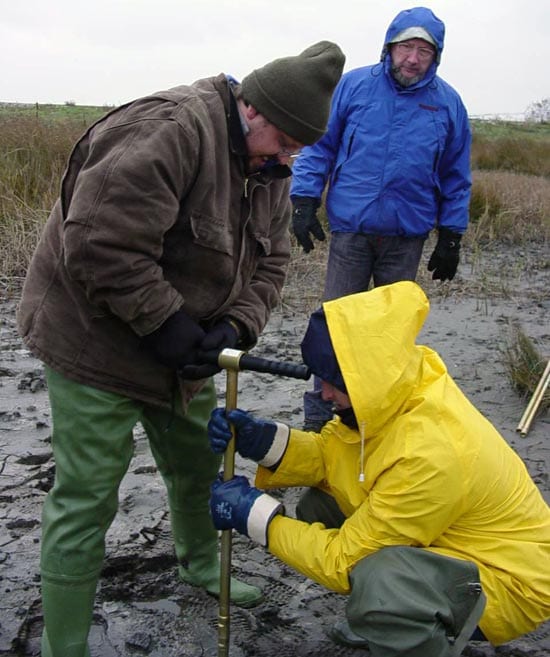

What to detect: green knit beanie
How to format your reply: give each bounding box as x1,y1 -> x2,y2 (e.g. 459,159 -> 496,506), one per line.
241,41 -> 345,145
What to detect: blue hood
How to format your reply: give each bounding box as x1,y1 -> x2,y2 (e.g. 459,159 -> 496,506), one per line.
301,307 -> 347,393
381,6 -> 445,66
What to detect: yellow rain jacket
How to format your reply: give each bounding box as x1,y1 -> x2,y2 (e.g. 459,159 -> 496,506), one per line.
256,281 -> 550,645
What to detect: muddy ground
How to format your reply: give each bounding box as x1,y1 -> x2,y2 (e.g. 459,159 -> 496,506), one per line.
1,242 -> 549,656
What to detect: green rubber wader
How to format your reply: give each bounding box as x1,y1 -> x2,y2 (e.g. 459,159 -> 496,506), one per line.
346,546 -> 486,657
40,368 -> 261,656
40,574 -> 95,657
142,379 -> 262,606
41,368 -> 139,656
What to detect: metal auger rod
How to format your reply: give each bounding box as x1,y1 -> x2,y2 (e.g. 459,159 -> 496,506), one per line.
214,348 -> 310,657
217,364 -> 238,657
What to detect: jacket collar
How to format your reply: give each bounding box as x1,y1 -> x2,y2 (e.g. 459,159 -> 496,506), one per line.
227,82 -> 248,159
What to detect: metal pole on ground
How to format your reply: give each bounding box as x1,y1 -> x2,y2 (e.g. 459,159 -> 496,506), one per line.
516,359 -> 550,436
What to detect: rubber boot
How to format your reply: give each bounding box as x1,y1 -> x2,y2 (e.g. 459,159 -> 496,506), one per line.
141,379 -> 263,608
172,507 -> 263,608
39,368 -> 136,657
40,572 -> 96,657
328,619 -> 369,648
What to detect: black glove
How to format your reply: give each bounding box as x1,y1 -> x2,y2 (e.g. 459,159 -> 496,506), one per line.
142,308 -> 205,369
291,196 -> 325,253
179,319 -> 240,380
427,228 -> 462,282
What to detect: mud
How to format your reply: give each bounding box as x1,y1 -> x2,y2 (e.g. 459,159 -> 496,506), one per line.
0,243 -> 549,656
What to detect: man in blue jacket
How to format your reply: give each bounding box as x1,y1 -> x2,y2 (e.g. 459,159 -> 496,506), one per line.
290,6 -> 472,431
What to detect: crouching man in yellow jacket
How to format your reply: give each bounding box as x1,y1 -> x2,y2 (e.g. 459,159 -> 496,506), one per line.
208,281 -> 550,657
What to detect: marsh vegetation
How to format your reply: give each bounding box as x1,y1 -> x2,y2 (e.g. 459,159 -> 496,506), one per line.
0,103 -> 548,404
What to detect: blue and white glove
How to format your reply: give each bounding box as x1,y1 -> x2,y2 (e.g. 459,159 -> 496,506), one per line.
208,408 -> 289,468
210,474 -> 283,546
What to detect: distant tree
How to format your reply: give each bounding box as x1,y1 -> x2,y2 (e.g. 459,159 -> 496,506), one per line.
525,98 -> 550,123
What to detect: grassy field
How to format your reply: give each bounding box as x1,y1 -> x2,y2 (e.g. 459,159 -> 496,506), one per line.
1,102 -> 549,282
471,118 -> 550,141
0,103 -> 548,401
0,101 -> 111,123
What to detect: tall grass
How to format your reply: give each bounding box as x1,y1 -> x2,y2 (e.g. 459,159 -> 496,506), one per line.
471,118 -> 550,178
1,110 -> 549,285
0,104 -> 108,283
0,116 -> 90,279
468,170 -> 550,244
471,118 -> 550,141
0,102 -> 109,123
471,135 -> 550,178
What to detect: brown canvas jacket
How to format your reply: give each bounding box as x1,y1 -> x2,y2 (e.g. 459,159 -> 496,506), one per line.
17,74 -> 292,407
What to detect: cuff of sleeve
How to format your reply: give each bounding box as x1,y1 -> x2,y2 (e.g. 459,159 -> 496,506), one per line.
247,493 -> 283,546
258,423 -> 290,468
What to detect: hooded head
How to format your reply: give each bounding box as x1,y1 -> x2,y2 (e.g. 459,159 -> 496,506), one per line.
241,41 -> 345,146
301,283 -> 430,436
301,307 -> 347,393
381,6 -> 445,66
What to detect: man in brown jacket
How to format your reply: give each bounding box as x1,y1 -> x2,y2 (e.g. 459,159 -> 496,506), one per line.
17,41 -> 345,657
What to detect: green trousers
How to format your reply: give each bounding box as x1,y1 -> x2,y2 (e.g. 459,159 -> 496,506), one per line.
40,368 -> 223,656
297,488 -> 486,657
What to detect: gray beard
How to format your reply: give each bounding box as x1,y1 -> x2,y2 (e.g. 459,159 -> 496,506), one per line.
391,66 -> 423,87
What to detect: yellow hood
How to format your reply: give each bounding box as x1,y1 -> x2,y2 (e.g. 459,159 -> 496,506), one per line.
324,281 -> 428,435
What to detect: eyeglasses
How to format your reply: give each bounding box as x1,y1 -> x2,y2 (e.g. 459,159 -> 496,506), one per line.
394,42 -> 435,61
277,148 -> 301,159
277,135 -> 302,158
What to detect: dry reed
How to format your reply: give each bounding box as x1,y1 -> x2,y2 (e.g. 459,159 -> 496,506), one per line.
467,170 -> 550,245
1,111 -> 549,287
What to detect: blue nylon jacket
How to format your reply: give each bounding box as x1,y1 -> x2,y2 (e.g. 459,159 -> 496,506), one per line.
290,7 -> 472,236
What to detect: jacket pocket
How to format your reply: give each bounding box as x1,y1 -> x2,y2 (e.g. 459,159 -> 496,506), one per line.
189,210 -> 233,256
332,125 -> 357,187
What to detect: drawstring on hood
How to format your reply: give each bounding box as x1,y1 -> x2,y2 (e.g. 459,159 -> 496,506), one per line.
359,421 -> 366,482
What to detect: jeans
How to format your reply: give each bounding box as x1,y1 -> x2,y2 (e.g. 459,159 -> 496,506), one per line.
303,231 -> 427,428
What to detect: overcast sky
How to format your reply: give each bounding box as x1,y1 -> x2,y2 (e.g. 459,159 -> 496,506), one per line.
2,0 -> 548,118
